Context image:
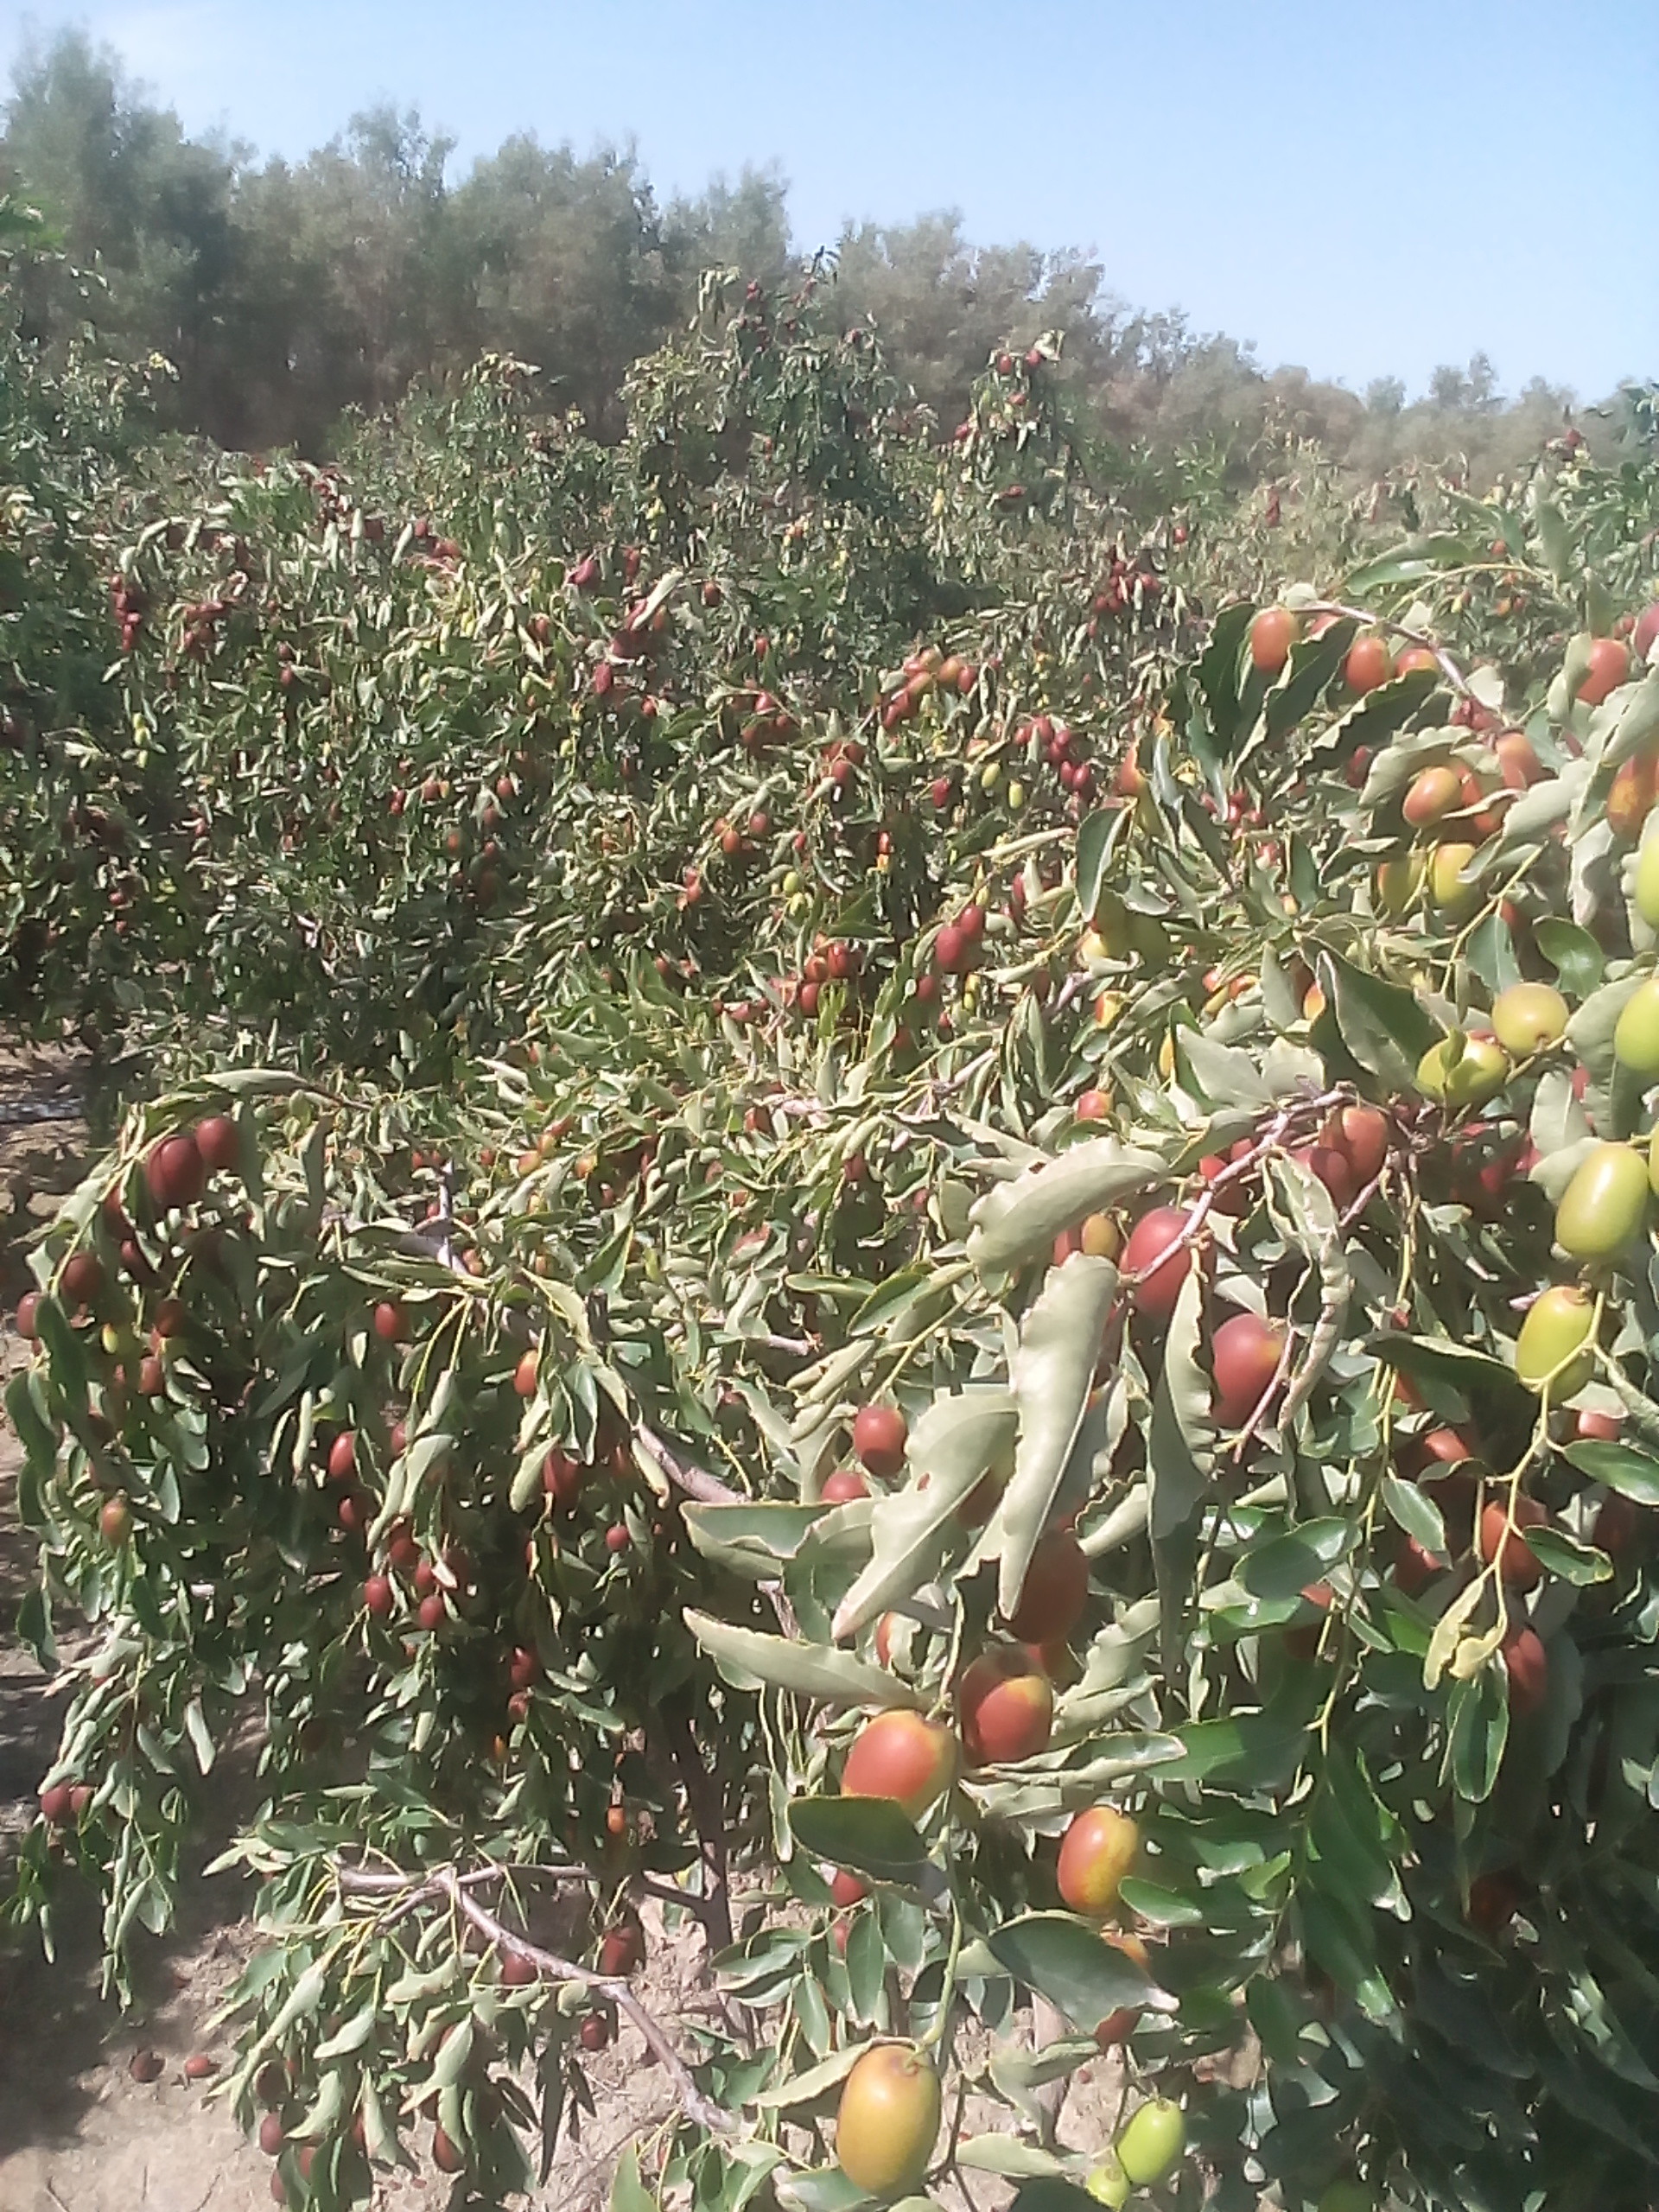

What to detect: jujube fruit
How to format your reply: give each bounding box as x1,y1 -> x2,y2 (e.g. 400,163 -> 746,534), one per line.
1123,1205 -> 1193,1319
1079,1211 -> 1121,1258
1331,1103 -> 1389,1185
1416,1033 -> 1507,1109
1427,841 -> 1481,915
432,2126 -> 465,2173
1402,765 -> 1461,828
1057,1804 -> 1140,1915
830,1868 -> 868,1909
1635,837 -> 1659,929
60,1249 -> 105,1306
257,2113 -> 285,2156
1116,2096 -> 1186,2188
841,1710 -> 956,1819
1516,1284 -> 1596,1394
1608,752 -> 1658,840
1211,1311 -> 1287,1427
1249,607 -> 1298,675
1503,1624 -> 1548,1717
819,1468 -> 869,1503
835,2044 -> 941,2197
194,1114 -> 239,1171
146,1134 -> 205,1211
1614,976 -> 1659,1075
1491,982 -> 1568,1058
1343,632 -> 1391,694
1554,1141 -> 1648,1261
957,1646 -> 1053,1765
852,1402 -> 907,1479
599,1918 -> 645,1976
1479,1497 -> 1548,1589
1578,635 -> 1631,704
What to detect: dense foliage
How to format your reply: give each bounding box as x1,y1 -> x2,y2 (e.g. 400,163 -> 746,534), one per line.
9,207 -> 1659,2212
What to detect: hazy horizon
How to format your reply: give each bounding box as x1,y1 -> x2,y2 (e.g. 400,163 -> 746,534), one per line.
3,0 -> 1655,407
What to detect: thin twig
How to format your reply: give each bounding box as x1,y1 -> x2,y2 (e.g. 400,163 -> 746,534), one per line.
335,1862 -> 736,2137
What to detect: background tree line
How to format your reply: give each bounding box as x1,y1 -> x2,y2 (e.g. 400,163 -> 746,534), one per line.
0,29 -> 1613,481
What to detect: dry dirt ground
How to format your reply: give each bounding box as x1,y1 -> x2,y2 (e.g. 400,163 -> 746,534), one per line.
0,1046 -> 1135,2212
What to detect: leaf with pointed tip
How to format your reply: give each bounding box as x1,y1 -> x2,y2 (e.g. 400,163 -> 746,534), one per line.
788,1796 -> 929,1883
684,1612 -> 925,1709
994,1257 -> 1119,1622
832,1388 -> 1015,1639
986,1912 -> 1167,2032
967,1141 -> 1163,1277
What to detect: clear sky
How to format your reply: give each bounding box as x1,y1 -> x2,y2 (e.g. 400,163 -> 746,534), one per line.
3,0 -> 1655,404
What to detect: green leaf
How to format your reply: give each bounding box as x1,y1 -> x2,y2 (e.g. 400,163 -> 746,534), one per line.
832,1388 -> 1016,1640
1381,1474 -> 1448,1557
1449,1669 -> 1510,1802
986,1912 -> 1165,2032
772,2169 -> 868,2212
685,1503 -> 830,1582
683,1612 -> 926,1710
1076,804 -> 1126,927
1323,949 -> 1438,1090
1565,1439 -> 1659,1506
1345,539 -> 1470,594
844,1905 -> 885,2025
314,2002 -> 377,2060
751,2044 -> 863,2112
1116,1878 -> 1204,1928
1524,1523 -> 1611,1586
957,2138 -> 1071,2177
1238,1521 -> 1353,1601
1175,1033 -> 1273,1112
1147,1262 -> 1214,1541
966,1138 -> 1163,1276
1006,2186 -> 1100,2212
995,1256 -> 1120,1618
31,1295 -> 86,1414
1535,918 -> 1605,999
1164,1701 -> 1313,1789
611,2145 -> 657,2212
1192,600 -> 1255,754
5,1370 -> 58,1477
788,1797 -> 928,1884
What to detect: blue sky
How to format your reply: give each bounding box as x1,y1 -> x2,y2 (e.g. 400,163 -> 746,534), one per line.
3,0 -> 1655,403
